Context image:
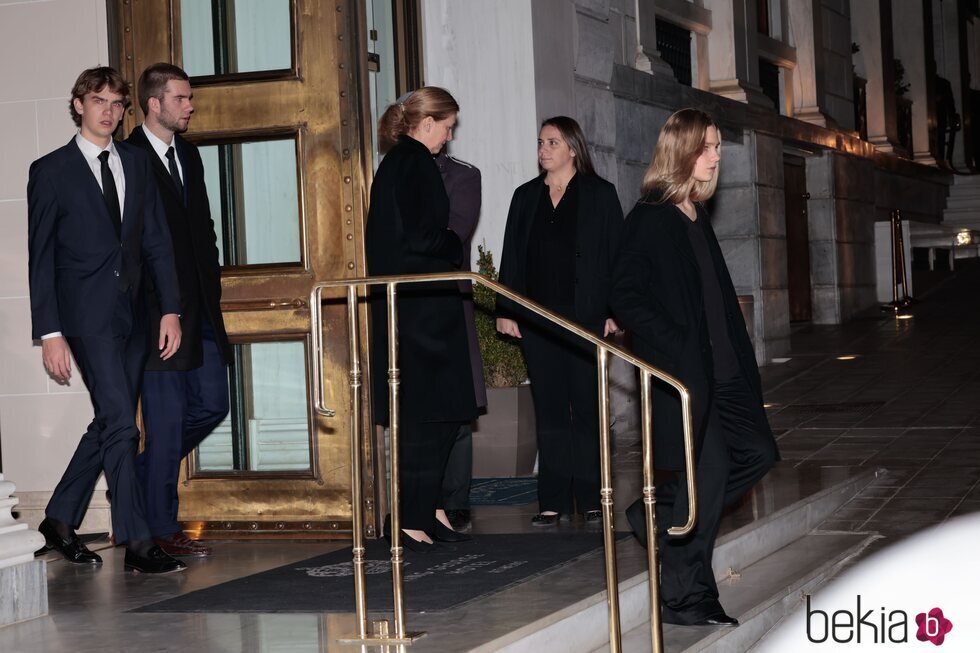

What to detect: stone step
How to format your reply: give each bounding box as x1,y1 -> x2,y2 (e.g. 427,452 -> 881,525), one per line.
467,468 -> 880,653
611,532 -> 877,653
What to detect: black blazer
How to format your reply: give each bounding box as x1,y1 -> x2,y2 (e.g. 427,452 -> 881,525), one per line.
497,173 -> 624,333
126,127 -> 232,371
28,138 -> 180,339
366,135 -> 477,425
609,196 -> 775,470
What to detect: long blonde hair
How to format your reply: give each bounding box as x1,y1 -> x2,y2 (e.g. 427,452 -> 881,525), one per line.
377,86 -> 459,152
640,108 -> 719,204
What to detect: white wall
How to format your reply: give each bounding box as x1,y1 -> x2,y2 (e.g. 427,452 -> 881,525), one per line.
420,0 -> 541,270
0,0 -> 111,529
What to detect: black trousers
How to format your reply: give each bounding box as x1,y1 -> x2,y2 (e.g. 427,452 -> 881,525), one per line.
47,296 -> 152,545
654,374 -> 777,621
399,419 -> 461,530
441,424 -> 473,511
521,317 -> 600,514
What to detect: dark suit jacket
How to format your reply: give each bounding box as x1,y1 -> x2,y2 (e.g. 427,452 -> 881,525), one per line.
126,126 -> 232,371
436,152 -> 487,409
366,135 -> 477,425
497,173 -> 624,334
609,195 -> 775,470
28,138 -> 180,340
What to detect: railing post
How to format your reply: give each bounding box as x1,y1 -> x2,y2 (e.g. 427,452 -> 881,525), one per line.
640,370 -> 664,653
346,284 -> 368,639
597,346 -> 621,652
386,282 -> 408,638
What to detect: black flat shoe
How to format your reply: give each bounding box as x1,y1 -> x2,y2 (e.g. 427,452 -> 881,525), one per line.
382,515 -> 436,553
124,545 -> 186,574
531,512 -> 562,527
446,509 -> 471,532
583,510 -> 602,527
37,518 -> 102,565
432,520 -> 471,543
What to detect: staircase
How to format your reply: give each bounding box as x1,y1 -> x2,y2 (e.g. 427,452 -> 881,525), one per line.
465,467 -> 883,653
943,174 -> 980,232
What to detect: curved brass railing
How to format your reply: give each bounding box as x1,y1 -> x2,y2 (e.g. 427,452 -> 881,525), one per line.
310,272 -> 698,652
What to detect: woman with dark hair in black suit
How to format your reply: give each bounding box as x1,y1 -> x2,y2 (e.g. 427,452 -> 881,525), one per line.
497,116 -> 624,527
366,87 -> 476,551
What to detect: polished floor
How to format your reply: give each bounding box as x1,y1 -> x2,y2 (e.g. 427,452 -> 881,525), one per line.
4,262 -> 980,652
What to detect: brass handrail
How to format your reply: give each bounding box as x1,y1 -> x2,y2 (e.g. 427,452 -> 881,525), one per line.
311,271 -> 698,652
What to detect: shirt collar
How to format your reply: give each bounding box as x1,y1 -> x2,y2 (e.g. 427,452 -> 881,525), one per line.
141,123 -> 175,160
74,132 -> 117,161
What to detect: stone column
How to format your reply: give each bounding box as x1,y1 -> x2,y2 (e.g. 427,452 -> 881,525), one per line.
633,0 -> 678,77
704,0 -> 771,107
0,473 -> 48,626
852,0 -> 900,153
788,0 -> 829,126
893,1 -> 936,165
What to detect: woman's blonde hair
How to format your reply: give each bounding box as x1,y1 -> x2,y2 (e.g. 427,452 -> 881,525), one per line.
377,86 -> 459,152
640,108 -> 719,204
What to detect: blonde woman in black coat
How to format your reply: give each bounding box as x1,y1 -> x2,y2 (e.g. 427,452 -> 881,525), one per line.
497,117 -> 623,527
366,87 -> 476,551
610,109 -> 778,627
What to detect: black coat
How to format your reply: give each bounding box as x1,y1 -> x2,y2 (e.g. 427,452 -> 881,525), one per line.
126,127 -> 232,371
497,173 -> 624,334
609,196 -> 775,470
366,135 -> 477,425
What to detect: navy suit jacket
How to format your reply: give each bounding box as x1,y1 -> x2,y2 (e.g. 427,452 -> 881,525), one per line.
28,138 -> 180,340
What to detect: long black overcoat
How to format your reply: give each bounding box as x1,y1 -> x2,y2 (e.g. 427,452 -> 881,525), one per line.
366,135 -> 477,425
496,173 -> 624,334
126,127 -> 232,371
609,196 -> 776,471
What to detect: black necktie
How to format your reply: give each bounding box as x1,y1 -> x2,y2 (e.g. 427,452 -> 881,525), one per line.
166,146 -> 184,202
98,150 -> 122,238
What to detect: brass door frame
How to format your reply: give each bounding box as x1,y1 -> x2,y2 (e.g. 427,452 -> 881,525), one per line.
112,0 -> 378,539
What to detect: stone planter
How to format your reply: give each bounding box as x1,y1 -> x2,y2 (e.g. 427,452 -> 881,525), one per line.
473,384 -> 537,477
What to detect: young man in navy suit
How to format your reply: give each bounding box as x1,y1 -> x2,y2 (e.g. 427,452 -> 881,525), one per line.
28,66 -> 184,574
127,63 -> 232,557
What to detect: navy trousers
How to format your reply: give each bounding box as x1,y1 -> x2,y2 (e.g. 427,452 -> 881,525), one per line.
47,298 -> 152,545
137,322 -> 229,537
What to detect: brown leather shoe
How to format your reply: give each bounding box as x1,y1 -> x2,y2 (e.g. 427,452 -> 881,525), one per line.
154,531 -> 212,557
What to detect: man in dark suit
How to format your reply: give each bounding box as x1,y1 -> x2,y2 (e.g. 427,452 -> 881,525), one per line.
29,66 -> 184,574
127,63 -> 232,557
435,151 -> 486,532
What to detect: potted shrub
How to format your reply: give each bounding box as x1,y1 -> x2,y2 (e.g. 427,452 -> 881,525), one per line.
472,245 -> 537,477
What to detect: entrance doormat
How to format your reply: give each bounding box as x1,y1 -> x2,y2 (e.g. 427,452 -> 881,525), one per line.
469,477 -> 537,505
131,532 -> 617,614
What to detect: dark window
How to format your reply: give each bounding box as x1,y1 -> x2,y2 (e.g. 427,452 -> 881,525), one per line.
757,0 -> 770,35
656,17 -> 692,86
759,58 -> 780,111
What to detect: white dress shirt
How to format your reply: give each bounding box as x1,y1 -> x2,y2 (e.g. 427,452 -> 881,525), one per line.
141,124 -> 183,184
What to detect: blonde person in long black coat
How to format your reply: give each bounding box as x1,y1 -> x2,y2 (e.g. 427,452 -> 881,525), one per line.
497,116 -> 623,527
610,109 -> 778,627
366,87 -> 476,551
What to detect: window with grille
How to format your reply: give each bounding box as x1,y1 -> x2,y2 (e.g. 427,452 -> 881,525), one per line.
656,17 -> 692,87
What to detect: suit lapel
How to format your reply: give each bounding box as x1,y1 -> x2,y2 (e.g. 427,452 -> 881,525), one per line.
518,177 -> 544,267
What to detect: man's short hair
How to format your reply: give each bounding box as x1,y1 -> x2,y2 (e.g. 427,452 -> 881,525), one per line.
69,67 -> 130,127
137,63 -> 190,115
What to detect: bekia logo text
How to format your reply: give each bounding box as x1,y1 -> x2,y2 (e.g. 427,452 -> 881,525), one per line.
806,595 -> 953,645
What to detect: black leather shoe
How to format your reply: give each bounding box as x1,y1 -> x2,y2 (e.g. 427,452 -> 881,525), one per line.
124,545 -> 186,574
695,613 -> 739,627
531,512 -> 562,527
382,515 -> 436,553
432,520 -> 471,543
36,518 -> 102,565
446,509 -> 471,532
583,510 -> 602,527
